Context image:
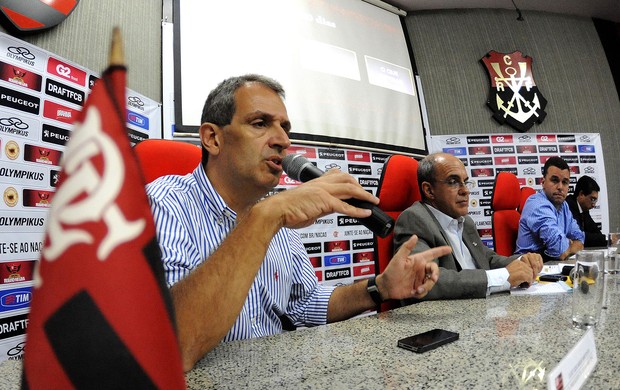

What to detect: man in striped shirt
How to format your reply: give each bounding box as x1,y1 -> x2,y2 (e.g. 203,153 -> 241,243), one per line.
146,74 -> 451,371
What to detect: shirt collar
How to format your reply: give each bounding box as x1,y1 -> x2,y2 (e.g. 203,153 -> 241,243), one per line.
192,164 -> 237,220
426,204 -> 465,232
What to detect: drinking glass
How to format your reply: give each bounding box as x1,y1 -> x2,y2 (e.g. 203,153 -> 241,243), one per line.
571,250 -> 605,329
607,232 -> 620,274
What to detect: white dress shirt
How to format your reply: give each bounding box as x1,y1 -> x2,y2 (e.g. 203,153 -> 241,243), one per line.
427,205 -> 511,294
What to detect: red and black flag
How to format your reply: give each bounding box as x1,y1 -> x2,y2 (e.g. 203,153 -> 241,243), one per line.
22,28 -> 186,389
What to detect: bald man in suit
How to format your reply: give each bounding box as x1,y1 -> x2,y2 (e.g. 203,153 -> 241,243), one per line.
394,153 -> 543,302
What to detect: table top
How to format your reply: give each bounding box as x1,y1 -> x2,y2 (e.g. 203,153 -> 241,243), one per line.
187,274 -> 620,389
1,275 -> 618,389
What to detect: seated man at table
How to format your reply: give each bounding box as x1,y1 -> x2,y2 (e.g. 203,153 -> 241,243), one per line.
516,156 -> 585,261
565,175 -> 606,248
146,74 -> 451,371
393,152 -> 542,302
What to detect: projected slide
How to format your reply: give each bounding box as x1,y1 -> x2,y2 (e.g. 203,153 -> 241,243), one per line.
174,0 -> 426,153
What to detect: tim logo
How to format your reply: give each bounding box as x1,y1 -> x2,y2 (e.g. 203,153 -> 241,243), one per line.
127,110 -> 149,130
578,145 -> 596,153
0,287 -> 32,310
443,147 -> 466,156
324,254 -> 351,267
481,51 -> 547,132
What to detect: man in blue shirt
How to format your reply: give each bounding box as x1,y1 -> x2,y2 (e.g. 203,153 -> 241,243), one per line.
516,156 -> 584,261
147,74 -> 450,371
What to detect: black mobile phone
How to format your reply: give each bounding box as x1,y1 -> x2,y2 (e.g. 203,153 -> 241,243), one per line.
538,274 -> 568,282
397,329 -> 459,353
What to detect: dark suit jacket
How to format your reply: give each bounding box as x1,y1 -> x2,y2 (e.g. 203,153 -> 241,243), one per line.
394,202 -> 517,301
565,194 -> 606,247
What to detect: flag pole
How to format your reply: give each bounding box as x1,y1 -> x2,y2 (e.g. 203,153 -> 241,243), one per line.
109,27 -> 124,66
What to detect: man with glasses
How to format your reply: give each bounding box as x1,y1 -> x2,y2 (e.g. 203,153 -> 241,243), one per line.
394,152 -> 542,302
565,175 -> 605,247
516,156 -> 585,261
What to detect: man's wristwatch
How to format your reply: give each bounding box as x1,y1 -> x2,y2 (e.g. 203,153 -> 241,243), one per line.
366,276 -> 383,305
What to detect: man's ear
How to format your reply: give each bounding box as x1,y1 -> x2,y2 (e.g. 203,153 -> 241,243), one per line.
422,182 -> 434,199
199,122 -> 222,156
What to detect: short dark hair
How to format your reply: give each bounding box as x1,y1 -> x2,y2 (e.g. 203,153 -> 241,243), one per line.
574,175 -> 600,196
199,74 -> 285,165
542,156 -> 569,176
417,153 -> 441,201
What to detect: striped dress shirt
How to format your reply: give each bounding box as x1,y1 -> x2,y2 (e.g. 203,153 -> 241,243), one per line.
146,165 -> 335,342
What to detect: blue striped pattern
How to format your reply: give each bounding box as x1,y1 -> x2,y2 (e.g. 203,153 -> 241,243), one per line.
516,191 -> 585,258
146,165 -> 334,342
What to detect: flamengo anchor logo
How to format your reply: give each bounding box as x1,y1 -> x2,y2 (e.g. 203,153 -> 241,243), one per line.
481,51 -> 547,132
42,106 -> 145,264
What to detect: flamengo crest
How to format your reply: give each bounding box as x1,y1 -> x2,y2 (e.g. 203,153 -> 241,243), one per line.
481,51 -> 547,132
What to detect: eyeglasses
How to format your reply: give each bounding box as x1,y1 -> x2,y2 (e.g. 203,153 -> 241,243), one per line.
437,178 -> 475,190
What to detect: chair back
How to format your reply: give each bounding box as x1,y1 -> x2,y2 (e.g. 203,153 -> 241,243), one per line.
374,154 -> 420,311
518,186 -> 536,214
133,139 -> 202,183
491,172 -> 521,256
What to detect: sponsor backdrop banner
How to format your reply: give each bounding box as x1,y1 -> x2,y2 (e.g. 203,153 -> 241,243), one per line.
275,146 -> 388,296
429,133 -> 609,248
0,32 -> 161,362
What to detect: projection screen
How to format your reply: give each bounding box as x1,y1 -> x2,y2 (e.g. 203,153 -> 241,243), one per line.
173,0 -> 427,154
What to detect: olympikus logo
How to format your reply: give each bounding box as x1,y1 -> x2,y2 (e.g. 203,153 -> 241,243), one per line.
0,168 -> 43,181
6,47 -> 35,66
0,116 -> 29,137
0,217 -> 44,226
128,96 -> 145,111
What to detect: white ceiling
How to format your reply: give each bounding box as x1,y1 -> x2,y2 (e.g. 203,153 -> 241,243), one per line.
382,0 -> 620,23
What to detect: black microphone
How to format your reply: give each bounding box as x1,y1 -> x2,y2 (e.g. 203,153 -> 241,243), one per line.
282,154 -> 394,238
